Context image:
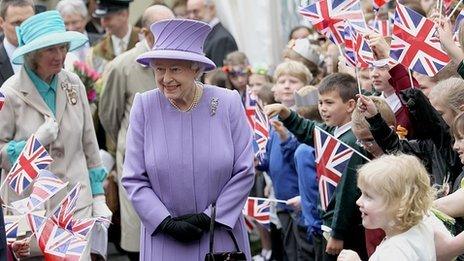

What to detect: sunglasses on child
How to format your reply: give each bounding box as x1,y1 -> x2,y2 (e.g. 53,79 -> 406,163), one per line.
228,69 -> 250,78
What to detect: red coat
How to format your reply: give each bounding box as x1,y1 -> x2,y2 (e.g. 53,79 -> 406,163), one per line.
388,64 -> 419,139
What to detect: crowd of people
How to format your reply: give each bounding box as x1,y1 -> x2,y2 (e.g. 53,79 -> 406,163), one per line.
1,0 -> 464,260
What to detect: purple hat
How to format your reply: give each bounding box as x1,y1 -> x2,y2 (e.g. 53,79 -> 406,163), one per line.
137,19 -> 216,71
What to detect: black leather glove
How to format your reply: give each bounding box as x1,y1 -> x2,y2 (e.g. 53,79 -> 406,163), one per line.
158,216 -> 203,243
174,213 -> 211,231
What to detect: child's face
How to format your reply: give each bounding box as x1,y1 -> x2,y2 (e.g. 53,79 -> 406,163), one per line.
429,95 -> 456,126
318,90 -> 355,127
228,65 -> 249,91
370,66 -> 394,93
453,136 -> 464,164
275,74 -> 305,106
352,126 -> 383,158
356,186 -> 391,230
249,74 -> 268,96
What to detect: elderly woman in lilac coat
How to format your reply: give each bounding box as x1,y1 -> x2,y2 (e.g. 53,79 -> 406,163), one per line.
122,19 -> 254,260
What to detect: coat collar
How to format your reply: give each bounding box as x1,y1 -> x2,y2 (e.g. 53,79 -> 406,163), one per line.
93,26 -> 141,61
16,67 -> 68,123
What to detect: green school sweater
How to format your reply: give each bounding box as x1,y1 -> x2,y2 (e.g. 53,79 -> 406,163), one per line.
280,110 -> 369,240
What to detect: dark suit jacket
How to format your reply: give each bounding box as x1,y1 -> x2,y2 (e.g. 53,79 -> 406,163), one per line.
0,42 -> 14,87
204,22 -> 238,67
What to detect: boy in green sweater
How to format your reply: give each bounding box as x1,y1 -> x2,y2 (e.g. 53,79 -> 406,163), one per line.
265,73 -> 368,260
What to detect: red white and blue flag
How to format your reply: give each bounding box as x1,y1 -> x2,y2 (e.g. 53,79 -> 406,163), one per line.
344,23 -> 374,68
7,134 -> 53,195
372,19 -> 392,37
453,9 -> 464,44
28,170 -> 67,210
5,220 -> 19,243
51,184 -> 81,231
390,3 -> 450,76
314,127 -> 355,210
0,91 -> 4,111
70,218 -> 96,239
65,237 -> 87,261
243,197 -> 271,229
245,90 -> 269,164
299,0 -> 367,45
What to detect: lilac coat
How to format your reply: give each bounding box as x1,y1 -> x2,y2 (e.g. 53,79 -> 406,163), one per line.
122,85 -> 254,260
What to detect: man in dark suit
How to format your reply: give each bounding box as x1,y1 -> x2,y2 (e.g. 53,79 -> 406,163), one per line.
187,0 -> 237,67
0,0 -> 35,86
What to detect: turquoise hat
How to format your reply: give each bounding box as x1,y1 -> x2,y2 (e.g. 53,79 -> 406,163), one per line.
12,10 -> 88,65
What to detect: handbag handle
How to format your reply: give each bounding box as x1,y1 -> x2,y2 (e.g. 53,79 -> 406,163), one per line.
208,203 -> 242,254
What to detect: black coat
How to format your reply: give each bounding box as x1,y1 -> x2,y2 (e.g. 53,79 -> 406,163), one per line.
367,88 -> 462,189
0,42 -> 14,87
204,23 -> 238,67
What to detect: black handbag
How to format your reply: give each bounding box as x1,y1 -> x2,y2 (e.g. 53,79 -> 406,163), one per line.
205,203 -> 247,261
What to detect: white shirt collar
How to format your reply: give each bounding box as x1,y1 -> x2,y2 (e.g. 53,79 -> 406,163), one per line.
333,121 -> 352,138
3,37 -> 21,73
111,24 -> 132,56
209,17 -> 220,28
382,92 -> 401,113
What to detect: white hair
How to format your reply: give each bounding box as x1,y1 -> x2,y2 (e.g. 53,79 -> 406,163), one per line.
191,62 -> 205,80
56,0 -> 88,19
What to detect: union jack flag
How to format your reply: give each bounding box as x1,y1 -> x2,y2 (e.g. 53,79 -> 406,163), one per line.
28,170 -> 67,210
344,23 -> 374,68
372,19 -> 392,37
0,91 -> 4,111
51,184 -> 81,231
71,218 -> 96,239
65,237 -> 87,261
7,134 -> 53,195
299,0 -> 367,45
5,219 -> 19,243
453,9 -> 464,44
242,197 -> 271,229
245,90 -> 269,164
314,127 -> 355,210
390,3 -> 450,76
37,217 -> 73,260
27,213 -> 46,235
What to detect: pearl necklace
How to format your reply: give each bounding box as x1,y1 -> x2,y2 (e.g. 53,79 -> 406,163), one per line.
169,83 -> 202,112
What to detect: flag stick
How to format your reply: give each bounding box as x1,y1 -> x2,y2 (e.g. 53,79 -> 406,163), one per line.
448,0 -> 462,19
355,66 -> 363,95
408,69 -> 415,89
248,196 -> 288,204
439,0 -> 444,21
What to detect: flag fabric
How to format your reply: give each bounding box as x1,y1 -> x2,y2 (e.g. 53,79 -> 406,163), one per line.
51,184 -> 81,231
27,213 -> 46,235
0,91 -> 4,111
299,0 -> 367,44
245,90 -> 270,164
28,170 -> 67,210
243,215 -> 256,233
5,220 -> 19,243
372,19 -> 392,37
71,218 -> 96,239
453,9 -> 464,44
7,134 -> 53,195
242,197 -> 271,229
314,127 -> 355,210
65,237 -> 87,261
344,23 -> 374,68
390,3 -> 450,76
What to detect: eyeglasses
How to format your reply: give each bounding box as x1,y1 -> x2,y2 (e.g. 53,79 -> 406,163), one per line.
356,138 -> 376,149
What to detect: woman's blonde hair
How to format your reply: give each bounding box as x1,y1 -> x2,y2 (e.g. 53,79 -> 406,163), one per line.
429,77 -> 464,115
273,60 -> 313,85
357,154 -> 435,232
452,112 -> 464,139
352,96 -> 396,130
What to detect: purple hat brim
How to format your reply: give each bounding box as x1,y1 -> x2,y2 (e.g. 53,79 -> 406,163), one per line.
136,50 -> 216,71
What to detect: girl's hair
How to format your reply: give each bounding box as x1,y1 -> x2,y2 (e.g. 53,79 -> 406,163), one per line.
256,83 -> 276,105
282,48 -> 320,83
273,60 -> 313,85
223,51 -> 249,67
352,96 -> 396,129
452,112 -> 464,139
357,154 -> 435,232
429,77 -> 464,115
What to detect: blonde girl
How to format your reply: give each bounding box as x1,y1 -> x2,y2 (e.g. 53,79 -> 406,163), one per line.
338,154 -> 436,260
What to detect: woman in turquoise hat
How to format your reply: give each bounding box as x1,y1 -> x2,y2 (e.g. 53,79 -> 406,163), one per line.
0,10 -> 111,259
